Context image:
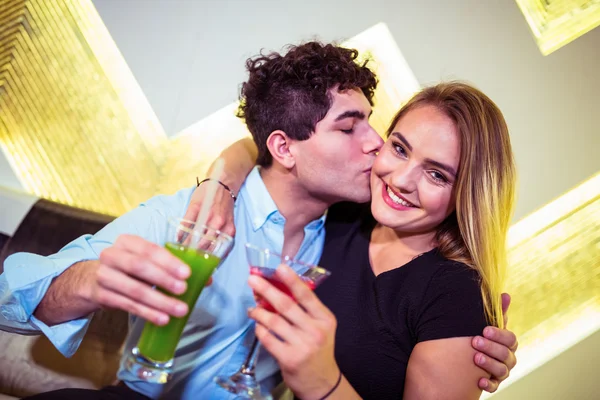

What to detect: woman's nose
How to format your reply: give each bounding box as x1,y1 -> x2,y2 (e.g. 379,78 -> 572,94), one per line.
390,167 -> 418,193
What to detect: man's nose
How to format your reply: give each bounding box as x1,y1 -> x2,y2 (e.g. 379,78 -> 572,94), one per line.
365,128 -> 384,154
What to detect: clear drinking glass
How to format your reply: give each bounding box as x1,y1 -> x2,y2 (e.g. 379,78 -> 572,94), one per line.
125,218 -> 233,383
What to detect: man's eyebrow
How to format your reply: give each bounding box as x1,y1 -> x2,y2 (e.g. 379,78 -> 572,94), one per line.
334,110 -> 367,121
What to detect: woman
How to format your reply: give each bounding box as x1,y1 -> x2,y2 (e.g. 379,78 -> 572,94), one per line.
187,82 -> 517,399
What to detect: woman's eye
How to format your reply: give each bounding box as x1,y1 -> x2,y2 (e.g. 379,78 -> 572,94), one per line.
392,143 -> 407,157
429,171 -> 447,183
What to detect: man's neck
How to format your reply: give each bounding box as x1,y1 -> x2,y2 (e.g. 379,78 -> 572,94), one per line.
260,166 -> 329,257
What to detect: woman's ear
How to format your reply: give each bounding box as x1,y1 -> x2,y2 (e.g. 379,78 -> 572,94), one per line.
266,130 -> 296,169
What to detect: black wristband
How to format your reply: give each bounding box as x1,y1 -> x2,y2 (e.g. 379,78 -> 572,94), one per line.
317,370 -> 343,400
196,177 -> 237,202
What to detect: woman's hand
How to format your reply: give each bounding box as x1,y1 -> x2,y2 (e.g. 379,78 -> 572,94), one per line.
182,181 -> 236,237
182,137 -> 260,237
472,293 -> 519,392
247,264 -> 341,400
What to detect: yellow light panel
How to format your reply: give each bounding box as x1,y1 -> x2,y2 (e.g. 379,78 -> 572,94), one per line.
516,0 -> 600,55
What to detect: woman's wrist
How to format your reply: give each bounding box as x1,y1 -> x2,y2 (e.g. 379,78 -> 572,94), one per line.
316,369 -> 343,400
196,177 -> 237,201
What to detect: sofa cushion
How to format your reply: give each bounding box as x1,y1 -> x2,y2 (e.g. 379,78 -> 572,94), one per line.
0,307 -> 127,397
0,199 -> 125,397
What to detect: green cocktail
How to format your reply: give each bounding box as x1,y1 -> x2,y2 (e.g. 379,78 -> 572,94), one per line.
125,218 -> 233,383
137,242 -> 221,362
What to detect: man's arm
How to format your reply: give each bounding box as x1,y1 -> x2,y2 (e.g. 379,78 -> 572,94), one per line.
0,188 -> 196,356
32,260 -> 99,325
33,235 -> 192,328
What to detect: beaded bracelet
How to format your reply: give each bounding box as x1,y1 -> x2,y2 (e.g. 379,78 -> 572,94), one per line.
196,177 -> 237,202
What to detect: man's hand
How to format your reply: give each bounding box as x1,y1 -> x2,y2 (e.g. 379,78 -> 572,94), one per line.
90,234 -> 193,325
247,265 -> 341,400
472,293 -> 519,393
182,181 -> 236,238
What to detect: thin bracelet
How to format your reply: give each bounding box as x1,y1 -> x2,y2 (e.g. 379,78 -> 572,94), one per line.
317,370 -> 343,400
196,177 -> 237,202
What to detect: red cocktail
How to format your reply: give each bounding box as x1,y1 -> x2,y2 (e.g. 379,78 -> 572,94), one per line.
249,266 -> 316,312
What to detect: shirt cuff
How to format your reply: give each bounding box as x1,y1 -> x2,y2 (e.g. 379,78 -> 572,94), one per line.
1,241 -> 98,357
30,312 -> 93,358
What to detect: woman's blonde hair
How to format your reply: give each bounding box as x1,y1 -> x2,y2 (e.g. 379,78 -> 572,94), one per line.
386,82 -> 517,327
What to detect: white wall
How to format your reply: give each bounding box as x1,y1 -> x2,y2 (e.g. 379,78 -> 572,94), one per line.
0,148 -> 22,192
1,0 -> 599,221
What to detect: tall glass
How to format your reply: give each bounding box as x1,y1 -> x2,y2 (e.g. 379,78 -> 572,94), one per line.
214,243 -> 331,399
125,218 -> 233,383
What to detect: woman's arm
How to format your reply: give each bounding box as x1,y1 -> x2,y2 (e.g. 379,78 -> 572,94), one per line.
182,137 -> 258,236
405,262 -> 495,400
211,137 -> 258,195
404,337 -> 489,400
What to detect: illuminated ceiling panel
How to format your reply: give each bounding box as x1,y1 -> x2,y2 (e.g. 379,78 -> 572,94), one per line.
0,0 -> 415,215
516,0 -> 600,55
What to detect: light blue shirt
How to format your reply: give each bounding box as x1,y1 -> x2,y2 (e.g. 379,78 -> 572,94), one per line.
0,167 -> 326,399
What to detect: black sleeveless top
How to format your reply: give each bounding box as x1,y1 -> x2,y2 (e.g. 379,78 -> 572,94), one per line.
313,202 -> 487,399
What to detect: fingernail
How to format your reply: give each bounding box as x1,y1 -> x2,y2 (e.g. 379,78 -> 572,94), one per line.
178,265 -> 190,279
484,327 -> 494,338
478,354 -> 486,365
475,337 -> 484,348
173,280 -> 186,293
248,275 -> 260,286
157,314 -> 169,325
174,303 -> 188,316
481,379 -> 488,388
247,307 -> 255,315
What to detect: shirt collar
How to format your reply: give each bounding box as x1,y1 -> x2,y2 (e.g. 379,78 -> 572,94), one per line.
240,167 -> 279,231
239,167 -> 328,232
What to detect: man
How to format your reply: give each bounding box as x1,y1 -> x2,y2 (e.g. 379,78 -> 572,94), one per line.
0,42 -> 516,399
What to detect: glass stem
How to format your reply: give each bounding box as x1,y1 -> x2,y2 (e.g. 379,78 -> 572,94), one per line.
240,337 -> 261,375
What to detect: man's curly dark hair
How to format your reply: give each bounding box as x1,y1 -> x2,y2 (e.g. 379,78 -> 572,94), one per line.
237,41 -> 378,167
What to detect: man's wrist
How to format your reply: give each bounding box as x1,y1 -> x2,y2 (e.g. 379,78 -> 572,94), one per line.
75,261 -> 100,305
34,261 -> 100,325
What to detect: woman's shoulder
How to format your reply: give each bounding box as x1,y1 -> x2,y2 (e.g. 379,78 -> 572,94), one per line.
426,251 -> 481,288
400,250 -> 480,286
411,250 -> 487,342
